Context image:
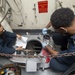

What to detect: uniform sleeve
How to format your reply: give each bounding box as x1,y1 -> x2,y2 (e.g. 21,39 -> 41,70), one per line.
60,47 -> 75,54
0,45 -> 15,54
3,30 -> 16,38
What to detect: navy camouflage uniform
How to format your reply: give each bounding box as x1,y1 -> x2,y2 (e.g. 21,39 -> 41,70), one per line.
50,34 -> 75,72
0,30 -> 16,54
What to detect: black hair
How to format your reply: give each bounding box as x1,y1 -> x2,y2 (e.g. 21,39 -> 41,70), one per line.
50,8 -> 74,29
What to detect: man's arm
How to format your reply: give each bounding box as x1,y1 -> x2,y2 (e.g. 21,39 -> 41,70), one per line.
3,30 -> 22,39
42,22 -> 52,35
45,22 -> 52,28
46,45 -> 59,55
3,30 -> 16,38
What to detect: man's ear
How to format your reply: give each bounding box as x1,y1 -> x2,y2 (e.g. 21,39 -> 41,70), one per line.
60,27 -> 67,33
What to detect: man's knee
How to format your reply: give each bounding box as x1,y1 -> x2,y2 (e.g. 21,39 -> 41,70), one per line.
50,58 -> 57,70
3,48 -> 15,54
50,58 -> 69,72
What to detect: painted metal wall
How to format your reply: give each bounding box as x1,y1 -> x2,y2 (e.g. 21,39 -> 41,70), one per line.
6,0 -> 75,29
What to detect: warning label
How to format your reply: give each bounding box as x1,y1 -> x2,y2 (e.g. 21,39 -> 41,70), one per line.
38,1 -> 48,13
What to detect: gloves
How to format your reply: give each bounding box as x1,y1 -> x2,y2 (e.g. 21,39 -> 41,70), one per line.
42,42 -> 48,48
42,28 -> 48,35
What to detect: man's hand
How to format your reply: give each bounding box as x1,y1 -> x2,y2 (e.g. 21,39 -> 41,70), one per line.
42,42 -> 48,48
42,28 -> 48,35
15,46 -> 24,51
46,46 -> 59,55
16,34 -> 22,39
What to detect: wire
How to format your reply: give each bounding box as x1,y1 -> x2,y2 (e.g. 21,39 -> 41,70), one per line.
56,0 -> 63,8
13,0 -> 22,12
0,8 -> 10,24
13,0 -> 25,25
6,0 -> 10,7
6,0 -> 22,13
6,0 -> 26,25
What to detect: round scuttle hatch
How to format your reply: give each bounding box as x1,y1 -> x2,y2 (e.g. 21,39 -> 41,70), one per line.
26,40 -> 42,54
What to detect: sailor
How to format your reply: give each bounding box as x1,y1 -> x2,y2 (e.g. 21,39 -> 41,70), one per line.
0,24 -> 24,54
42,8 -> 75,72
42,20 -> 69,51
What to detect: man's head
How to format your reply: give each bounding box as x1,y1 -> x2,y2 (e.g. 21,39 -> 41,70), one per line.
50,8 -> 75,35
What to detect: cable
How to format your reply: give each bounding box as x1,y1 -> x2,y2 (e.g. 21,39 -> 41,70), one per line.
6,0 -> 25,25
13,0 -> 22,12
0,8 -> 10,24
6,0 -> 11,7
6,0 -> 22,13
13,0 -> 25,25
56,0 -> 63,9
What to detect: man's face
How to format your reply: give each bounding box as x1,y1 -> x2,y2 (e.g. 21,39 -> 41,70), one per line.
0,25 -> 4,34
54,18 -> 75,35
65,18 -> 75,35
